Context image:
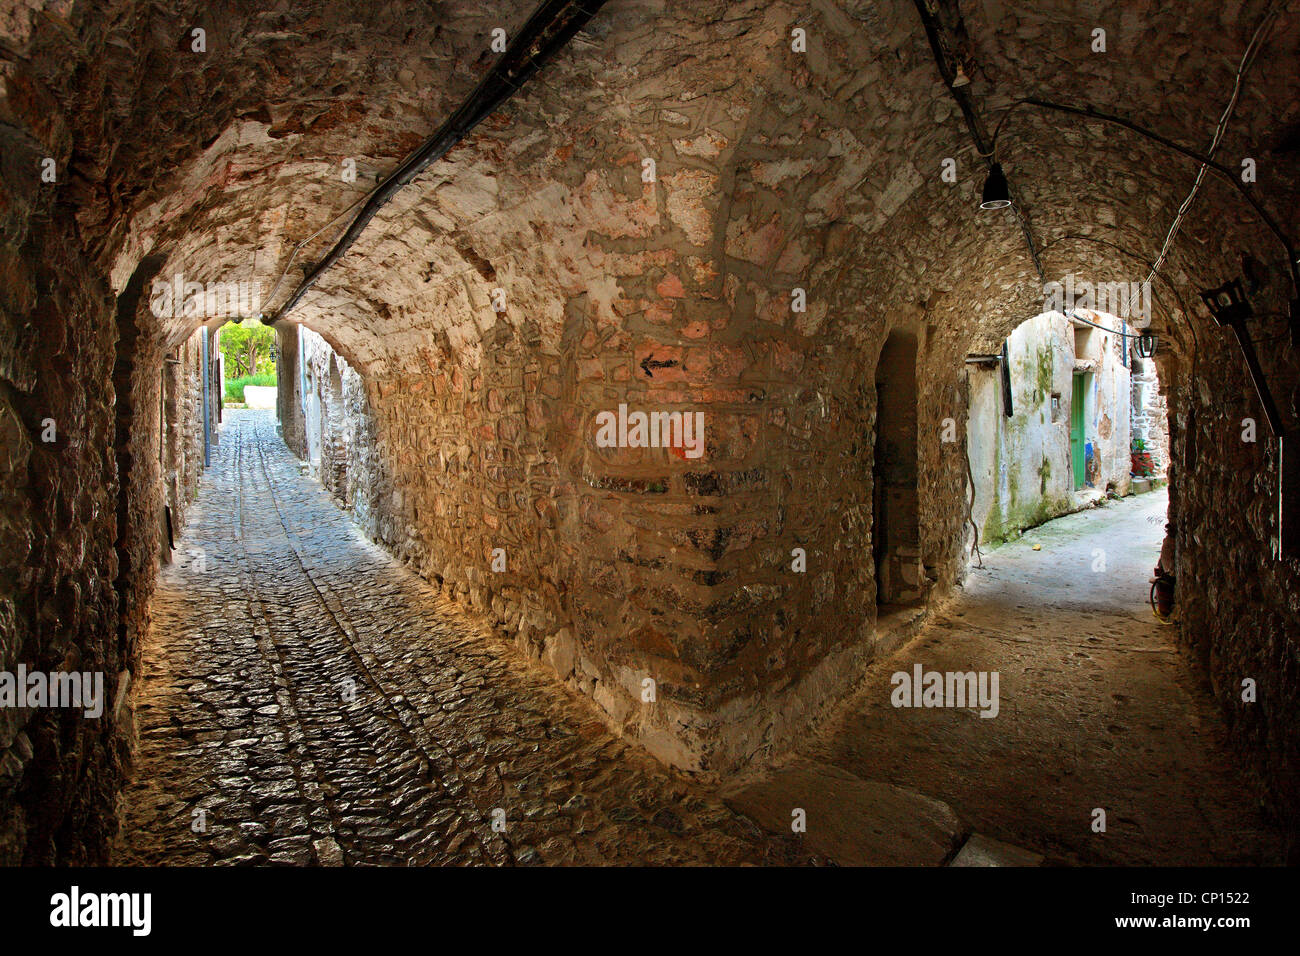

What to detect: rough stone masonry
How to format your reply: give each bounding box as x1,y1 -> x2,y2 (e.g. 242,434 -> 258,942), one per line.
0,0 -> 1297,864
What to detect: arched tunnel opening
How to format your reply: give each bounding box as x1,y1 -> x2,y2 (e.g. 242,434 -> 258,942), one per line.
1,0 -> 1299,903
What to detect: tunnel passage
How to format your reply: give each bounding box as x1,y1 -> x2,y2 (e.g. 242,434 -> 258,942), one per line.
120,406 -> 809,866
1,0 -> 1299,865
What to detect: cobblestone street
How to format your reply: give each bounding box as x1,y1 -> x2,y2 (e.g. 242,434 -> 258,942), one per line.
117,410 -> 808,866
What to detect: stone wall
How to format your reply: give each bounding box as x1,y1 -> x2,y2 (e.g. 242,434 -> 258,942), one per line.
1168,332 -> 1300,850
291,311 -> 892,771
288,306 -> 989,774
298,327 -> 375,515
1130,354 -> 1169,479
0,192 -> 126,864
0,232 -> 212,863
160,329 -> 208,538
0,81 -> 212,862
0,171 -> 207,862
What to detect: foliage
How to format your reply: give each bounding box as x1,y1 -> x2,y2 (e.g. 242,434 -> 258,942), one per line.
224,372 -> 276,403
219,319 -> 277,380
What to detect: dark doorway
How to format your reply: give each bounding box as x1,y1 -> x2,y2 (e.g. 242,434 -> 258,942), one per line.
873,330 -> 922,606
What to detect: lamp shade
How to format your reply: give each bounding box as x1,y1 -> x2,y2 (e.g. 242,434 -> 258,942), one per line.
1198,278 -> 1252,327
980,163 -> 1012,209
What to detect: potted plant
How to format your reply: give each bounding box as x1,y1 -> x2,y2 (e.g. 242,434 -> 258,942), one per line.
1131,437 -> 1155,477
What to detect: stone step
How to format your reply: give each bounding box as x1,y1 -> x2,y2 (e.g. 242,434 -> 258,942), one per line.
721,758 -> 967,865
949,832 -> 1044,867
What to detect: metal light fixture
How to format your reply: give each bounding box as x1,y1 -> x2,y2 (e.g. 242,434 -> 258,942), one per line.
979,162 -> 1012,209
1199,277 -> 1251,326
1200,276 -> 1299,559
1135,332 -> 1158,358
1199,280 -> 1280,436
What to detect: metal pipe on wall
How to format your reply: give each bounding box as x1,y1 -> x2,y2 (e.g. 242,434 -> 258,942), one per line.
264,0 -> 609,323
299,324 -> 307,416
201,327 -> 211,468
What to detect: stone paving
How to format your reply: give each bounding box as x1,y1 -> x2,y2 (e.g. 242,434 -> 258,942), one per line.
117,409 -> 811,866
805,489 -> 1288,866
117,410 -> 1284,867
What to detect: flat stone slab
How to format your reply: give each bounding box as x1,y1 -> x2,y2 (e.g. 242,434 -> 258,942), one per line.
722,759 -> 967,865
949,832 -> 1044,867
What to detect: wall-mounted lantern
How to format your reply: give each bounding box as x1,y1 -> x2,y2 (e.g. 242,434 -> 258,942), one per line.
1135,333 -> 1158,358
1200,277 -> 1298,559
1200,277 -> 1252,327
1198,278 -> 1283,438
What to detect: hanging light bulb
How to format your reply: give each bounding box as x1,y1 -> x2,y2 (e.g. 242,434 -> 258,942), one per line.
980,162 -> 1012,209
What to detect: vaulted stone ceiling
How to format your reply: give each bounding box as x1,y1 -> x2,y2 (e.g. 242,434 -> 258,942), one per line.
11,0 -> 1297,378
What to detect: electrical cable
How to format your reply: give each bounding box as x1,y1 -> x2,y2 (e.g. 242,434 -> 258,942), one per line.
263,0 -> 608,324
990,96 -> 1297,293
1144,3 -> 1280,289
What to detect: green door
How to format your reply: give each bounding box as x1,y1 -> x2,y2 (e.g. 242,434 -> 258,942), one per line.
1070,373 -> 1086,490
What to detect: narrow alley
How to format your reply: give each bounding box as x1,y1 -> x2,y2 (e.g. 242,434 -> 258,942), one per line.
118,410 -> 807,866
802,490 -> 1285,865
